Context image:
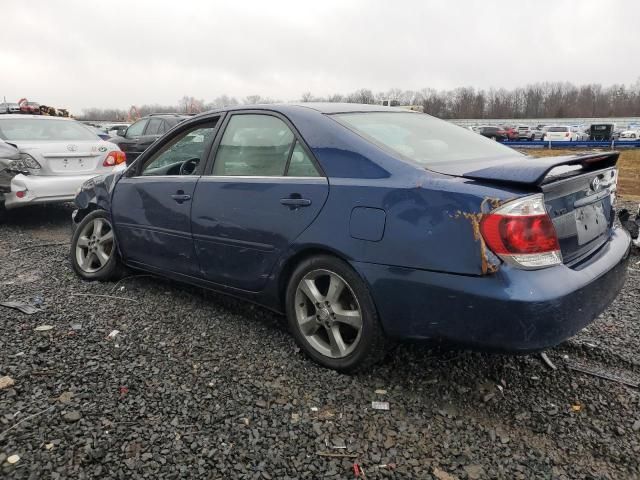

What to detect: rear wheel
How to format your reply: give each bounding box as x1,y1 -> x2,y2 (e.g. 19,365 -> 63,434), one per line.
70,210 -> 123,281
286,255 -> 386,372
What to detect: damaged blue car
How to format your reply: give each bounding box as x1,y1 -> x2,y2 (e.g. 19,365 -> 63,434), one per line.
70,104 -> 631,371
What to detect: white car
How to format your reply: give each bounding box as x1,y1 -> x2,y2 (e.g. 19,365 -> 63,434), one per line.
102,123 -> 130,137
543,125 -> 580,141
0,115 -> 125,213
619,130 -> 640,141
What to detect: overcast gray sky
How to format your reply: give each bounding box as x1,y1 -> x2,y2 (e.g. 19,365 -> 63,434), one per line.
1,0 -> 638,113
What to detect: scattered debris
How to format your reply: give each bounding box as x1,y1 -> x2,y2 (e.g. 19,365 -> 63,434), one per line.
540,352 -> 557,370
310,406 -> 319,412
106,330 -> 120,340
10,242 -> 69,253
44,443 -> 54,450
1,300 -> 41,315
34,325 -> 54,332
353,462 -> 365,478
374,389 -> 387,395
0,405 -> 55,439
0,376 -> 15,389
571,404 -> 582,412
371,401 -> 390,410
6,454 -> 20,464
566,362 -> 639,388
433,467 -> 458,480
57,391 -> 73,404
316,451 -> 359,458
119,386 -> 129,399
63,411 -> 82,423
70,323 -> 82,331
71,293 -> 137,302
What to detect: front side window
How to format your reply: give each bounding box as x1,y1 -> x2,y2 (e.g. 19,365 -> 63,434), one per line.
213,114 -> 295,176
125,119 -> 148,138
141,124 -> 217,176
335,112 -> 520,167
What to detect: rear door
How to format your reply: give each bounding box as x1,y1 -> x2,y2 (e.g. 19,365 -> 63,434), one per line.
116,118 -> 148,162
111,120 -> 219,276
191,112 -> 329,291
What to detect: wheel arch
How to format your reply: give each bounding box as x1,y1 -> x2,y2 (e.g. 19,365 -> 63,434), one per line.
276,245 -> 354,311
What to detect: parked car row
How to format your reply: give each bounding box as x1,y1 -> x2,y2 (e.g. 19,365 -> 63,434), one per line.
0,101 -> 70,117
470,122 -> 640,142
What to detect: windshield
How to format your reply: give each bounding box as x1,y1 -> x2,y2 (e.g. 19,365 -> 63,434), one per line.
0,118 -> 98,141
334,112 -> 519,166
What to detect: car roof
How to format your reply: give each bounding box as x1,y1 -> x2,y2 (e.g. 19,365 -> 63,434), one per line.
197,102 -> 417,117
0,114 -> 73,121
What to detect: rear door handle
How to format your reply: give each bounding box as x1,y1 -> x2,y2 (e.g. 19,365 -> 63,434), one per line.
280,198 -> 312,208
171,193 -> 191,203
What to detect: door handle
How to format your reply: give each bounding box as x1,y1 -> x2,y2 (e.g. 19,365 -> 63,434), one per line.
280,197 -> 312,208
171,192 -> 191,203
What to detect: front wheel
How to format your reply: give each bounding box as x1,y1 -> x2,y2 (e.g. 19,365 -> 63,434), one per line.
286,255 -> 387,372
70,210 -> 123,281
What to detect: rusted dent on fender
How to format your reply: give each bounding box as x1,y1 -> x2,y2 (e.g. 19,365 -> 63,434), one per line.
451,196 -> 505,275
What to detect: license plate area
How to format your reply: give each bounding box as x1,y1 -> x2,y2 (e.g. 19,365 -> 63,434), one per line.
575,202 -> 607,245
49,158 -> 93,172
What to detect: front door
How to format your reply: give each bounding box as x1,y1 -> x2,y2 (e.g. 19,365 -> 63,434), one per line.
112,121 -> 218,276
191,112 -> 329,291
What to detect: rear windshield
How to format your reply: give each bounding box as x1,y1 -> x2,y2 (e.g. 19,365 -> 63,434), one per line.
0,118 -> 98,141
548,126 -> 569,132
335,112 -> 518,166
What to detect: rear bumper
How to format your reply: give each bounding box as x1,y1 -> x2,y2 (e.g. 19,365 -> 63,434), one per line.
353,227 -> 631,351
4,173 -> 98,209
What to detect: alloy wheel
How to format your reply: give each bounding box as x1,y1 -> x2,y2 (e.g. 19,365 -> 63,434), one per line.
294,269 -> 363,359
75,217 -> 114,273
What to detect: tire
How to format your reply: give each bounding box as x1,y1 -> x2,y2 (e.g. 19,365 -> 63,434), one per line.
285,254 -> 387,372
70,210 -> 123,281
0,201 -> 6,223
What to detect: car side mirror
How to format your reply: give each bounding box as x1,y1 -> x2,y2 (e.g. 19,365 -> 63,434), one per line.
117,126 -> 128,137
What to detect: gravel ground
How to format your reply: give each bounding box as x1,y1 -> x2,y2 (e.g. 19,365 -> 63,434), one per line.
0,203 -> 639,480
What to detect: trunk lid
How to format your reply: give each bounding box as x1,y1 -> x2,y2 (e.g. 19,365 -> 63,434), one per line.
432,152 -> 619,265
18,141 -> 111,176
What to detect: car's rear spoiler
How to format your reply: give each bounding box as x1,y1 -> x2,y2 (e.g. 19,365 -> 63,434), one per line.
461,152 -> 619,187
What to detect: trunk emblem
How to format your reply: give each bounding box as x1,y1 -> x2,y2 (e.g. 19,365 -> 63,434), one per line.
67,144 -> 78,152
590,177 -> 601,192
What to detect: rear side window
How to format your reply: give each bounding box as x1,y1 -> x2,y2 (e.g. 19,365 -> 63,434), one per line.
213,114 -> 295,176
145,118 -> 163,135
336,113 -> 518,166
287,141 -> 320,177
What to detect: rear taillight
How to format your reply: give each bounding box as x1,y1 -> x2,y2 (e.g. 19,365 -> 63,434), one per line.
480,194 -> 562,270
565,132 -> 570,137
103,150 -> 126,167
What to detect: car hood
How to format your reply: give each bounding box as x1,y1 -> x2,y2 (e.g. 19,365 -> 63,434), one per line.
428,152 -> 619,186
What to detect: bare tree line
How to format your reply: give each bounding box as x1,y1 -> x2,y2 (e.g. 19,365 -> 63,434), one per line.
79,80 -> 640,121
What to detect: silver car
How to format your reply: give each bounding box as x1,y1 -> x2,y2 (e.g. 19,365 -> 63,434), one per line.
0,115 -> 125,213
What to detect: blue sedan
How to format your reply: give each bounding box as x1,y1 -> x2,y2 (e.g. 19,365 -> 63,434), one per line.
70,103 -> 631,371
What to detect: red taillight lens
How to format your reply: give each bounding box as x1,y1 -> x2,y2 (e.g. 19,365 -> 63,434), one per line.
480,195 -> 562,269
102,151 -> 126,167
481,214 -> 560,254
565,132 -> 570,137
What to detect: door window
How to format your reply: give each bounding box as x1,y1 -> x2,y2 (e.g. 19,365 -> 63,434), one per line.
125,119 -> 148,138
213,114 -> 295,176
145,118 -> 163,135
287,141 -> 320,177
140,124 -> 217,176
